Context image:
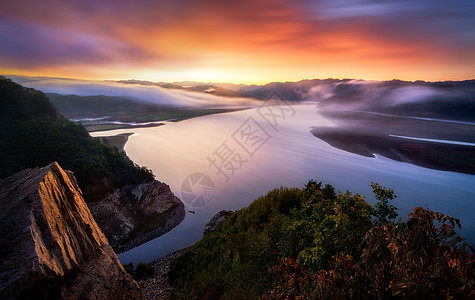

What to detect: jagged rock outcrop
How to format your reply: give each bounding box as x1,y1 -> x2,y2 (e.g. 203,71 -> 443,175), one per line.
89,180 -> 185,253
204,210 -> 233,235
0,162 -> 142,300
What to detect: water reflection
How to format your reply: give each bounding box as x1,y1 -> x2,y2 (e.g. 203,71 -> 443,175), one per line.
93,105 -> 475,264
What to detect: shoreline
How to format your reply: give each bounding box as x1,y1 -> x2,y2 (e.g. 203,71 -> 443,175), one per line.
114,200 -> 186,254
139,247 -> 190,300
84,107 -> 250,133
99,133 -> 134,153
87,122 -> 165,133
87,108 -> 248,256
108,104 -> 475,266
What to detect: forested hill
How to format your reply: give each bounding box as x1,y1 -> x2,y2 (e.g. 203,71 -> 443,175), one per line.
0,76 -> 154,201
0,76 -> 60,123
169,181 -> 474,299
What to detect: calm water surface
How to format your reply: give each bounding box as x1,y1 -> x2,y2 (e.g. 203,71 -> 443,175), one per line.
92,104 -> 475,264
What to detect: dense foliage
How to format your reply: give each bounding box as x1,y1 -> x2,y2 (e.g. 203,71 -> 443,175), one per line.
0,76 -> 153,201
169,181 -> 474,299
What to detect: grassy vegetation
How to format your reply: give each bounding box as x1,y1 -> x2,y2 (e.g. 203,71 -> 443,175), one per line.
157,108 -> 247,122
131,109 -> 212,121
86,124 -> 132,132
99,133 -> 133,152
169,181 -> 474,299
85,123 -> 164,132
47,93 -> 161,117
47,93 -> 249,132
0,76 -> 154,202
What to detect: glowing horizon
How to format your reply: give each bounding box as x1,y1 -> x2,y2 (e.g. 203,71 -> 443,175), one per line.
1,0 -> 474,84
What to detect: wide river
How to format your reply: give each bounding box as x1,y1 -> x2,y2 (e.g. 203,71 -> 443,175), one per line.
92,104 -> 475,264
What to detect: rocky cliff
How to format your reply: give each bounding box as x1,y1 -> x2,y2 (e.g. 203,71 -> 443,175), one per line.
0,162 -> 142,300
0,76 -> 185,254
204,210 -> 233,235
89,180 -> 185,253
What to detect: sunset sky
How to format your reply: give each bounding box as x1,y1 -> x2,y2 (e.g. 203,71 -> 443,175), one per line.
1,0 -> 474,84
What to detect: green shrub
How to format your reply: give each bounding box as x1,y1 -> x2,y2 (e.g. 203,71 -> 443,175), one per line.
135,262 -> 155,279
169,181 -> 474,299
123,262 -> 155,280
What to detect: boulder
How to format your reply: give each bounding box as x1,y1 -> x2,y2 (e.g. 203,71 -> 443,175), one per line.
0,162 -> 142,299
204,210 -> 233,235
89,180 -> 185,253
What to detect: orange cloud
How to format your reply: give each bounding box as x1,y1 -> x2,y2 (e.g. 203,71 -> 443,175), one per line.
1,0 -> 474,83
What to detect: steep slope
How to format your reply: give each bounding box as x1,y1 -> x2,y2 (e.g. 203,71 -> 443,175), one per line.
0,76 -> 185,252
90,180 -> 184,253
169,182 -> 474,299
0,162 -> 142,300
0,75 -> 154,201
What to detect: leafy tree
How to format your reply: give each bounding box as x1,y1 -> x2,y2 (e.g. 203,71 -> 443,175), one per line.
371,182 -> 398,225
360,207 -> 474,298
169,181 -> 474,299
135,262 -> 155,279
123,263 -> 135,278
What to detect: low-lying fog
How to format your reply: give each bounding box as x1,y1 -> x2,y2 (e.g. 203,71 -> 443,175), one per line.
6,75 -> 261,109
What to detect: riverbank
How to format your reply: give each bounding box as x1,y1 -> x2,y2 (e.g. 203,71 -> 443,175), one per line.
84,107 -> 250,132
86,122 -> 164,132
139,248 -> 189,300
137,210 -> 232,299
109,104 -> 475,265
99,133 -> 134,152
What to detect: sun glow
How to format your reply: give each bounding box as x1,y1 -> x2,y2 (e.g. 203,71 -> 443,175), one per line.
1,0 -> 474,83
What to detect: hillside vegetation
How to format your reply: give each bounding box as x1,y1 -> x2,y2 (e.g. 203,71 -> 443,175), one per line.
47,93 -> 245,132
0,76 -> 153,201
169,181 -> 474,299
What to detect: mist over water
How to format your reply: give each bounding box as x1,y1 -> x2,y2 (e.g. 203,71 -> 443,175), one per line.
8,75 -> 474,263
300,79 -> 474,107
6,75 -> 260,108
92,104 -> 475,264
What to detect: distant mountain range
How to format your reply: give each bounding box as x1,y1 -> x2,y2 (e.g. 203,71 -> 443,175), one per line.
117,78 -> 475,122
115,79 -> 254,98
6,75 -> 475,122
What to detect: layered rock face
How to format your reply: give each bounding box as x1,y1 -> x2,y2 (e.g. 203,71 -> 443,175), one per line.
0,162 -> 142,300
89,180 -> 185,253
204,210 -> 233,235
